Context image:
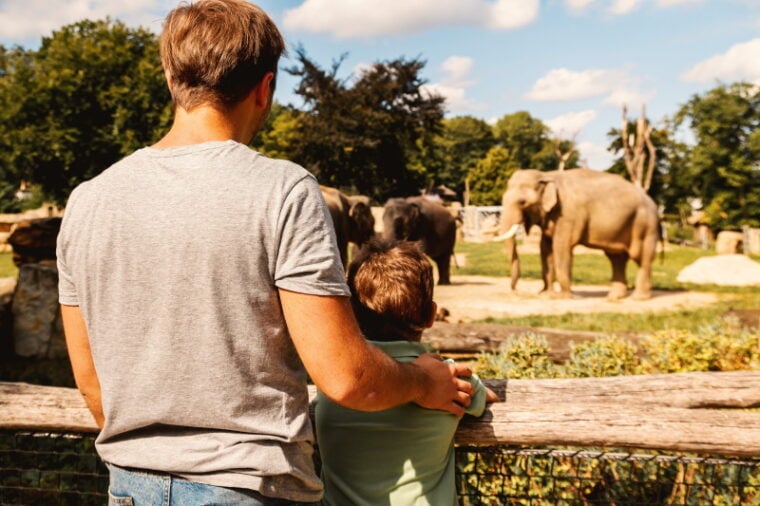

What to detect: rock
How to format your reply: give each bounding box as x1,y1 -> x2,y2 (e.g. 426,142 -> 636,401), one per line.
12,264 -> 65,358
677,254 -> 760,286
7,217 -> 62,266
715,230 -> 744,255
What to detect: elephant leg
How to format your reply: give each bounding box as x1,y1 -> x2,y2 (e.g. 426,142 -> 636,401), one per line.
539,236 -> 554,293
631,236 -> 656,300
605,252 -> 629,300
434,253 -> 452,285
551,232 -> 573,299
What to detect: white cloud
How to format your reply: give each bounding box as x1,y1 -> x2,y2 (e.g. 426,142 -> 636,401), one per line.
283,0 -> 539,39
422,56 -> 483,113
576,141 -> 615,170
682,38 -> 760,84
656,0 -> 701,6
602,88 -> 654,108
525,67 -> 631,101
565,0 -> 597,12
0,0 -> 165,42
545,110 -> 597,138
440,56 -> 475,86
609,0 -> 642,14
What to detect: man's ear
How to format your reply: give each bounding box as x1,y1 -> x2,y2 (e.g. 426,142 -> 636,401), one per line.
252,72 -> 275,109
425,301 -> 438,329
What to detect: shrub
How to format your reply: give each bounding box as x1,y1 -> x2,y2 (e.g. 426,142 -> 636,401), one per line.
640,318 -> 760,373
561,336 -> 642,378
474,333 -> 558,379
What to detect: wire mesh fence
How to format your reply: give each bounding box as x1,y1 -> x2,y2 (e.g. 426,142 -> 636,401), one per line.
1,430 -> 759,505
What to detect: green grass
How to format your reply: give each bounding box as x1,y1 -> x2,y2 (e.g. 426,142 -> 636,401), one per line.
0,252 -> 17,278
453,241 -> 760,333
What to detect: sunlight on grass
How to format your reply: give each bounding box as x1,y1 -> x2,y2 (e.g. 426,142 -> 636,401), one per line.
0,252 -> 17,278
453,241 -> 760,333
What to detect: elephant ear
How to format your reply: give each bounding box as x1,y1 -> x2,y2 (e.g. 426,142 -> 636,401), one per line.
540,180 -> 558,214
349,197 -> 375,244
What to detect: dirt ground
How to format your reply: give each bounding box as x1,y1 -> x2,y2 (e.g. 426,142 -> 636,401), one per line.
422,275 -> 741,360
432,275 -> 721,323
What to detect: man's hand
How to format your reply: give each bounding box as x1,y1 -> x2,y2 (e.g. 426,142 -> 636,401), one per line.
411,353 -> 474,417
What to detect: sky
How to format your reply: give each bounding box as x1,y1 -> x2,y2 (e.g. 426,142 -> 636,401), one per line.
1,0 -> 759,169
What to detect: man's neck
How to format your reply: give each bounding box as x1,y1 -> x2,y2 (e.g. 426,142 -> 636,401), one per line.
153,102 -> 257,149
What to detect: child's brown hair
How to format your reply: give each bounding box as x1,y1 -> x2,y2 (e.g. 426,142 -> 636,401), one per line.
347,239 -> 435,342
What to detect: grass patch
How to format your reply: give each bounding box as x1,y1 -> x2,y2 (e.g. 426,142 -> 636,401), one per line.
0,252 -> 17,278
454,241 -> 760,333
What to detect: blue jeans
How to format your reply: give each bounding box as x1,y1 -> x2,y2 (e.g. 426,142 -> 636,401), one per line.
107,463 -> 319,506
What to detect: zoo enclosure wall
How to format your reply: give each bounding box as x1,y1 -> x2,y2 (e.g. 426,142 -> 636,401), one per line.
2,372 -> 759,504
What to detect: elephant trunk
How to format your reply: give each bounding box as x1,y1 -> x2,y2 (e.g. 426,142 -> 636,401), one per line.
505,235 -> 520,290
494,200 -> 524,290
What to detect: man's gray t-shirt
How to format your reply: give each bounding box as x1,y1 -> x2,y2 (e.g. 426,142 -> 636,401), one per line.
56,140 -> 350,502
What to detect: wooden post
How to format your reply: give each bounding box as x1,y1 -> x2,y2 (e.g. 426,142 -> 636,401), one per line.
2,371 -> 759,456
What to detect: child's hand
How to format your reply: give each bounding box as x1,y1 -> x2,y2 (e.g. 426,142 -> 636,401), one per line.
485,387 -> 501,403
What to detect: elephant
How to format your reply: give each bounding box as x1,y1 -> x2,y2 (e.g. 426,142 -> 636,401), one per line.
382,196 -> 457,285
320,186 -> 376,268
494,168 -> 660,300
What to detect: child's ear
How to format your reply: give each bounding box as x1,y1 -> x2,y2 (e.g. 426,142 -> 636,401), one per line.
425,301 -> 438,329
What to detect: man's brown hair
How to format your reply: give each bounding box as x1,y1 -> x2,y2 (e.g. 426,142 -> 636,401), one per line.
160,0 -> 285,110
347,239 -> 435,342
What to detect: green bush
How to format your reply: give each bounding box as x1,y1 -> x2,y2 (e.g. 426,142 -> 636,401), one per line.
640,319 -> 760,373
561,336 -> 642,378
474,318 -> 759,380
474,333 -> 558,379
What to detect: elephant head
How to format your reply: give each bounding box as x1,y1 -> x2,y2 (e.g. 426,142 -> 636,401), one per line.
347,195 -> 375,247
382,198 -> 422,242
494,169 -> 558,289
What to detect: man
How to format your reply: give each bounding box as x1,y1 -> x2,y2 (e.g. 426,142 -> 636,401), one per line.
57,1 -> 473,505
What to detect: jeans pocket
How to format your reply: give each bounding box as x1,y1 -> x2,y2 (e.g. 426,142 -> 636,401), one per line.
108,490 -> 134,505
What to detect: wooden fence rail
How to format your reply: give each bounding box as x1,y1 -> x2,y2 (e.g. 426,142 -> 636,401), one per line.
2,371 -> 759,457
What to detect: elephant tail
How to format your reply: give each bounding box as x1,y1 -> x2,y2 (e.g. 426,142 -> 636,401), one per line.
658,220 -> 666,264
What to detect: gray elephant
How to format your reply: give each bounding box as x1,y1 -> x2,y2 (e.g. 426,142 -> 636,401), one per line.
382,196 -> 457,285
321,186 -> 376,268
495,168 -> 660,300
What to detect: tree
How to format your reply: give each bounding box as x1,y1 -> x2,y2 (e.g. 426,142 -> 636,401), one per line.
431,115 -> 495,197
286,48 -> 445,202
251,102 -> 303,160
466,146 -> 516,205
0,20 -> 171,204
674,82 -> 760,230
492,111 -> 549,170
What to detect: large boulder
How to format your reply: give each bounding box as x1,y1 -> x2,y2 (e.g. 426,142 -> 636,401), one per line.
677,254 -> 760,286
715,230 -> 744,255
12,264 -> 65,358
7,217 -> 62,266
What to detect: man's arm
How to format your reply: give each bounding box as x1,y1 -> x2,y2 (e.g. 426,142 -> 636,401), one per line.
279,289 -> 473,416
61,304 -> 104,429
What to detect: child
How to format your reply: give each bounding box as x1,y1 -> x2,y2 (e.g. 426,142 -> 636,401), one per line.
315,238 -> 498,505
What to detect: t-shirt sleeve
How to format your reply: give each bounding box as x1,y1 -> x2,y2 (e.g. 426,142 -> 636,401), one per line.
56,185 -> 84,306
273,175 -> 350,296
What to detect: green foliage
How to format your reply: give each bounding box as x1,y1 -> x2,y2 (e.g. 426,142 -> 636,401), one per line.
0,20 -> 172,204
562,336 -> 642,378
0,252 -> 18,278
431,116 -> 495,197
466,146 -> 516,205
474,319 -> 758,380
286,48 -> 444,202
492,111 -> 550,169
251,102 -> 302,160
640,321 -> 760,373
674,82 -> 760,230
474,333 -> 558,379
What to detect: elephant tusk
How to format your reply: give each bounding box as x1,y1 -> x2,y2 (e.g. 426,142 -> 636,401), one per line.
492,224 -> 522,242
